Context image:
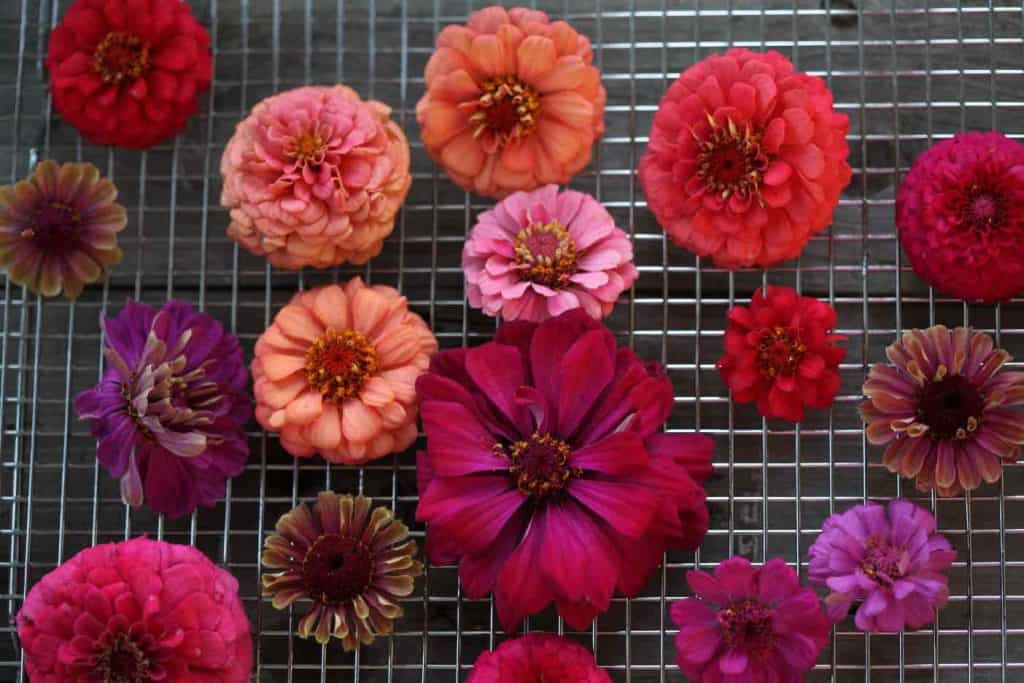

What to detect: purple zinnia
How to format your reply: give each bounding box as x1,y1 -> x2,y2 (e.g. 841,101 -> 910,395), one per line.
75,300 -> 251,518
808,499 -> 955,633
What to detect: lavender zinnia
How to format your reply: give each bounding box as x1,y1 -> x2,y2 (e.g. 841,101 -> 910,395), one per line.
75,300 -> 251,518
808,499 -> 956,632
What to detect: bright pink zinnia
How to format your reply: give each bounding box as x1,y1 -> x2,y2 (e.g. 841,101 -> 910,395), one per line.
717,285 -> 846,422
416,309 -> 713,632
467,633 -> 610,683
896,131 -> 1024,302
639,48 -> 851,269
463,184 -> 638,321
671,557 -> 829,682
17,537 -> 252,681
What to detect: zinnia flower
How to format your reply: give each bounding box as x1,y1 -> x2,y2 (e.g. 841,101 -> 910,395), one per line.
0,160 -> 126,298
467,633 -> 611,683
46,0 -> 212,149
252,278 -> 437,464
17,537 -> 252,681
221,85 -> 412,270
861,325 -> 1024,496
416,6 -> 607,198
717,285 -> 847,422
416,309 -> 713,632
671,557 -> 829,682
463,184 -> 638,321
896,131 -> 1024,302
639,48 -> 852,268
261,492 -> 422,650
808,499 -> 956,632
74,300 -> 251,518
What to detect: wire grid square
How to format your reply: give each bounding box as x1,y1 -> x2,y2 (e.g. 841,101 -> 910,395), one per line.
1,0 -> 1023,681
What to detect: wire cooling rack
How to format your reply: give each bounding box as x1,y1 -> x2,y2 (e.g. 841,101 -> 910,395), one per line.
2,0 -> 1024,681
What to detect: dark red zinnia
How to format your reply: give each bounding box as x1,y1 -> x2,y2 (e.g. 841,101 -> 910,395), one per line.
46,0 -> 213,149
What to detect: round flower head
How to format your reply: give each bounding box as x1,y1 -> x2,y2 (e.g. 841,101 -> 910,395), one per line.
416,6 -> 607,198
416,309 -> 714,632
896,131 -> 1024,302
252,278 -> 438,464
639,48 -> 852,269
463,185 -> 638,321
221,85 -> 412,270
261,492 -> 422,650
0,160 -> 126,298
671,557 -> 829,682
46,0 -> 212,149
717,285 -> 847,422
808,499 -> 956,633
467,633 -> 611,683
861,325 -> 1024,496
74,300 -> 251,518
17,537 -> 252,681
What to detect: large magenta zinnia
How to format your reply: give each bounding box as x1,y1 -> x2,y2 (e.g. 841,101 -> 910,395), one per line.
416,309 -> 714,632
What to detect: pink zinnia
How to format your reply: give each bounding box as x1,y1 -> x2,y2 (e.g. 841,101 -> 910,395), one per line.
639,48 -> 851,269
671,557 -> 829,682
467,633 -> 610,683
416,309 -> 713,632
808,499 -> 956,632
463,185 -> 638,321
17,537 -> 252,681
896,131 -> 1024,302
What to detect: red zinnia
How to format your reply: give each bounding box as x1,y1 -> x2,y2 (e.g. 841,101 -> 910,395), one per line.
467,633 -> 611,683
717,286 -> 846,422
639,48 -> 851,269
46,0 -> 213,149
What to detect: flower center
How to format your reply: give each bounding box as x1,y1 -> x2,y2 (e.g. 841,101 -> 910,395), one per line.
718,599 -> 774,657
291,130 -> 326,164
697,116 -> 768,201
305,329 -> 378,402
302,533 -> 374,605
512,220 -> 578,288
755,325 -> 806,378
94,633 -> 152,683
93,32 -> 151,85
861,536 -> 908,584
916,372 -> 983,440
960,185 -> 1005,230
468,75 -> 540,146
21,200 -> 81,248
500,432 -> 580,499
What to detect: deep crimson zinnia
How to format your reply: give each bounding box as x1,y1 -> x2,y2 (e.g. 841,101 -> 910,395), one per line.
46,0 -> 213,149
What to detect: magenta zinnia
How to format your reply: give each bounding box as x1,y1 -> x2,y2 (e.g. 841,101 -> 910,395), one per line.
416,309 -> 714,632
861,325 -> 1024,496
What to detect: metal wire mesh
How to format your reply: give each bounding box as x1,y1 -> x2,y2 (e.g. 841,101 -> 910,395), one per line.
2,0 -> 1024,680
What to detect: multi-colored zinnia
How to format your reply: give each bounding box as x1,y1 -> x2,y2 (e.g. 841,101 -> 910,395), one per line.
0,160 -> 126,298
261,492 -> 422,650
861,325 -> 1024,496
416,309 -> 714,632
467,633 -> 610,683
417,6 -> 607,198
75,300 -> 251,518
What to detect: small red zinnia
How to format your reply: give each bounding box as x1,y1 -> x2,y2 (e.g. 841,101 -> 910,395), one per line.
46,0 -> 213,149
717,285 -> 846,422
639,48 -> 851,269
467,633 -> 611,683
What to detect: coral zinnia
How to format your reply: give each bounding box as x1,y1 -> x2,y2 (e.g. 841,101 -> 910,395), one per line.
808,499 -> 955,632
861,325 -> 1024,496
467,633 -> 611,683
416,6 -> 607,198
463,184 -> 638,321
46,0 -> 212,149
0,160 -> 126,298
17,537 -> 252,681
221,85 -> 412,270
639,48 -> 851,268
74,300 -> 251,518
896,131 -> 1024,302
261,492 -> 422,649
717,285 -> 847,422
671,557 -> 829,682
416,309 -> 714,632
252,278 -> 437,464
